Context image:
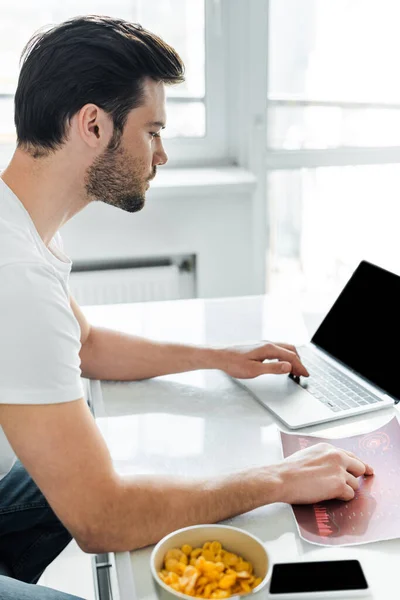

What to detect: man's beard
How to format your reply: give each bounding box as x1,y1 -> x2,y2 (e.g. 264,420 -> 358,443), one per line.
85,138 -> 154,213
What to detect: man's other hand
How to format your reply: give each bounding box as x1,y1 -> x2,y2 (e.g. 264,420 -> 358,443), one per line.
276,443 -> 374,504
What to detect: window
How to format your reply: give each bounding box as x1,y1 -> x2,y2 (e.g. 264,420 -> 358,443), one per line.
0,0 -> 226,166
266,0 -> 400,309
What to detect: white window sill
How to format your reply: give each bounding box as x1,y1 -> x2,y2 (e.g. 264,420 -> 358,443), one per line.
148,166 -> 257,198
1,146 -> 257,198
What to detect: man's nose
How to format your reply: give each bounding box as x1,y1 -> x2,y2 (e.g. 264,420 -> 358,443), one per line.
154,142 -> 168,166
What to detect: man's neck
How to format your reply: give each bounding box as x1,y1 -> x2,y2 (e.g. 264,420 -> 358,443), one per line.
1,148 -> 89,246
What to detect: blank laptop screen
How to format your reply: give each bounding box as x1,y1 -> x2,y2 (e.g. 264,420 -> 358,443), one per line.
312,261 -> 400,401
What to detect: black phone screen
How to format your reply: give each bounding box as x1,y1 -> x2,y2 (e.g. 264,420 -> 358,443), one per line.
269,560 -> 368,594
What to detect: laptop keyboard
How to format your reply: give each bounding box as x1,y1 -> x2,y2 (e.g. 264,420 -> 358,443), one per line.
295,346 -> 383,412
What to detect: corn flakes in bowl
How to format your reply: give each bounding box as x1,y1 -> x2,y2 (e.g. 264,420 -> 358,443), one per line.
150,525 -> 271,600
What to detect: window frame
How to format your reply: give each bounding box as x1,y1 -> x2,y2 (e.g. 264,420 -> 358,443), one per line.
265,3 -> 400,170
164,0 -> 229,166
264,0 -> 400,296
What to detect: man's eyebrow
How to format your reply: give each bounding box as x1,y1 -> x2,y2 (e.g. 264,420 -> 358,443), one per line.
146,121 -> 166,129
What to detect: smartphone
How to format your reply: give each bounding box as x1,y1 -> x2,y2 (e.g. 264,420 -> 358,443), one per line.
269,560 -> 370,599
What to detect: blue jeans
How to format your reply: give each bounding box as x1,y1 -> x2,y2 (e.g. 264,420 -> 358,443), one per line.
0,460 -> 85,599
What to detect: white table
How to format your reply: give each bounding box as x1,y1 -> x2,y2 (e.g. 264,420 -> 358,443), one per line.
83,295 -> 400,600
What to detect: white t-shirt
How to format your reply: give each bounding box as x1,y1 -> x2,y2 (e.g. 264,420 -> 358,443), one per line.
0,178 -> 84,480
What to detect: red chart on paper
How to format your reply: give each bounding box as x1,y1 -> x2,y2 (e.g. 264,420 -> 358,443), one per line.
280,417 -> 400,546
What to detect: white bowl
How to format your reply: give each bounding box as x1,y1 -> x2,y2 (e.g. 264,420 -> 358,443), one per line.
150,524 -> 271,600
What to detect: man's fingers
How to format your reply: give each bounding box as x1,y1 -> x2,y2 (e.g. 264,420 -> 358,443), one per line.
275,342 -> 301,359
345,455 -> 369,478
344,450 -> 374,476
346,472 -> 360,492
257,361 -> 292,375
262,344 -> 309,377
338,484 -> 355,502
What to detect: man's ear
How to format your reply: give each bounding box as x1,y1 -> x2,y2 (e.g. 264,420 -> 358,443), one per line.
74,104 -> 113,149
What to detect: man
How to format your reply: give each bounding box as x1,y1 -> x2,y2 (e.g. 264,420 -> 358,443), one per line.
0,16 -> 372,599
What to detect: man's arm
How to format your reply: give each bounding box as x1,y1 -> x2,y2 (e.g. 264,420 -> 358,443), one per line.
0,399 -> 373,553
70,296 -> 309,381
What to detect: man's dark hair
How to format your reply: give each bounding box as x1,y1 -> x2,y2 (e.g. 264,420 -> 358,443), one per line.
15,15 -> 185,157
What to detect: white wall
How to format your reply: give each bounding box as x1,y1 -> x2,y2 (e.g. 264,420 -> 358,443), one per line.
61,186 -> 256,299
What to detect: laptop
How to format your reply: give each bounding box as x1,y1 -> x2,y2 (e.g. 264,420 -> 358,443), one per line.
236,261 -> 399,429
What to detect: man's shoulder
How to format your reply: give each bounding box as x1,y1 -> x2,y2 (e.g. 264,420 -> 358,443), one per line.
0,256 -> 56,285
0,260 -> 64,316
0,258 -> 81,358
0,218 -> 44,272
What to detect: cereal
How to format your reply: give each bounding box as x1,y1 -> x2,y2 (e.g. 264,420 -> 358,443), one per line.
158,541 -> 264,598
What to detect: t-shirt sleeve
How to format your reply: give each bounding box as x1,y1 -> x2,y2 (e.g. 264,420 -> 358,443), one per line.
0,262 -> 84,404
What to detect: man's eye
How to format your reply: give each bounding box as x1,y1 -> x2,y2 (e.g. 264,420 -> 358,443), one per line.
150,132 -> 161,138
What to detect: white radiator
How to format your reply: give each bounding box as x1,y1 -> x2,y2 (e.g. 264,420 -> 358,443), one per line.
69,264 -> 192,306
